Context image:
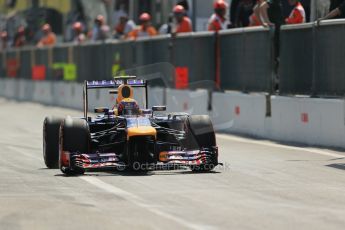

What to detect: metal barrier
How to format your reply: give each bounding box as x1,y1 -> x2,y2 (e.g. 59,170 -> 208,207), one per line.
0,53 -> 4,77
219,27 -> 273,92
191,32 -> 217,83
314,20 -> 345,96
279,23 -> 315,95
280,20 -> 345,96
172,32 -> 216,83
34,48 -> 51,79
1,20 -> 345,96
75,42 -> 107,81
53,45 -> 69,63
0,30 -> 267,92
19,48 -> 32,79
3,49 -> 17,79
134,35 -> 171,66
103,41 -> 134,81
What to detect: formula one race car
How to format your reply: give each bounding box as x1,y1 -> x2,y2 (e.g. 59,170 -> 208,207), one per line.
43,77 -> 218,175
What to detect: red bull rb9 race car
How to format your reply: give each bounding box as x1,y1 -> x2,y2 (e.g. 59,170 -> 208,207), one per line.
43,77 -> 218,175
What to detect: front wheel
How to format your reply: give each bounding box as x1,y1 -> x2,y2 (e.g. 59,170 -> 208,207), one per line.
59,117 -> 90,176
185,115 -> 218,172
43,116 -> 64,169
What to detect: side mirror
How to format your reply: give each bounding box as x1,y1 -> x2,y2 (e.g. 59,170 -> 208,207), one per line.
94,107 -> 109,113
152,106 -> 166,112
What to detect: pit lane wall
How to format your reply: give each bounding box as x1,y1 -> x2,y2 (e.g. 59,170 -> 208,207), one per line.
1,78 -> 345,149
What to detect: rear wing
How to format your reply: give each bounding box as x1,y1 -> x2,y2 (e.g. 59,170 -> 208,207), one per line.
86,79 -> 147,89
83,78 -> 148,118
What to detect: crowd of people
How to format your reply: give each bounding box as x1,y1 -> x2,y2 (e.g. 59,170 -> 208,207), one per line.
1,0 -> 344,50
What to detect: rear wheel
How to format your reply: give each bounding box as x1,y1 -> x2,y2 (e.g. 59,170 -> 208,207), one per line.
43,116 -> 64,169
59,117 -> 90,175
185,115 -> 217,172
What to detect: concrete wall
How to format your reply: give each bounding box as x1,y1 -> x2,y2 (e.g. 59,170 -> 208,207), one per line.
211,92 -> 345,149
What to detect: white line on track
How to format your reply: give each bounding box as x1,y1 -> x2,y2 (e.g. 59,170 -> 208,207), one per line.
80,176 -> 209,230
217,134 -> 345,159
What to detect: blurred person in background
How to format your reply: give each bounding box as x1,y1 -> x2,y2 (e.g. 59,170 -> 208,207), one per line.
91,15 -> 110,41
208,0 -> 230,31
285,0 -> 306,24
259,0 -> 284,27
159,13 -> 174,34
177,0 -> 190,15
72,22 -> 86,44
114,14 -> 136,39
260,0 -> 284,90
1,31 -> 9,51
259,0 -> 284,53
249,0 -> 265,26
231,0 -> 256,27
172,5 -> 193,34
128,13 -> 157,39
13,26 -> 26,47
37,24 -> 56,47
65,0 -> 87,42
112,2 -> 128,27
318,0 -> 345,21
177,0 -> 189,11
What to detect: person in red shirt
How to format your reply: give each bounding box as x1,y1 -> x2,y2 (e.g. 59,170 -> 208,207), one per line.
128,13 -> 157,39
173,5 -> 193,34
208,0 -> 229,31
285,0 -> 306,24
37,24 -> 56,47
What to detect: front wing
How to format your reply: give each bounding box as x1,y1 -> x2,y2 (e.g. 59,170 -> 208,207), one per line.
63,148 -> 218,170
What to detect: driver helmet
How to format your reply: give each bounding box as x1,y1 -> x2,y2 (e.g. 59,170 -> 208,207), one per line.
117,98 -> 140,116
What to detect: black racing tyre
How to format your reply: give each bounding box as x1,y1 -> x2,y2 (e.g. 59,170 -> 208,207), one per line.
59,117 -> 90,175
43,116 -> 64,169
185,115 -> 217,172
185,115 -> 216,149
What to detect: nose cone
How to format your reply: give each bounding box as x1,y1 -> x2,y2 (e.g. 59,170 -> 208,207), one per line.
127,126 -> 157,139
